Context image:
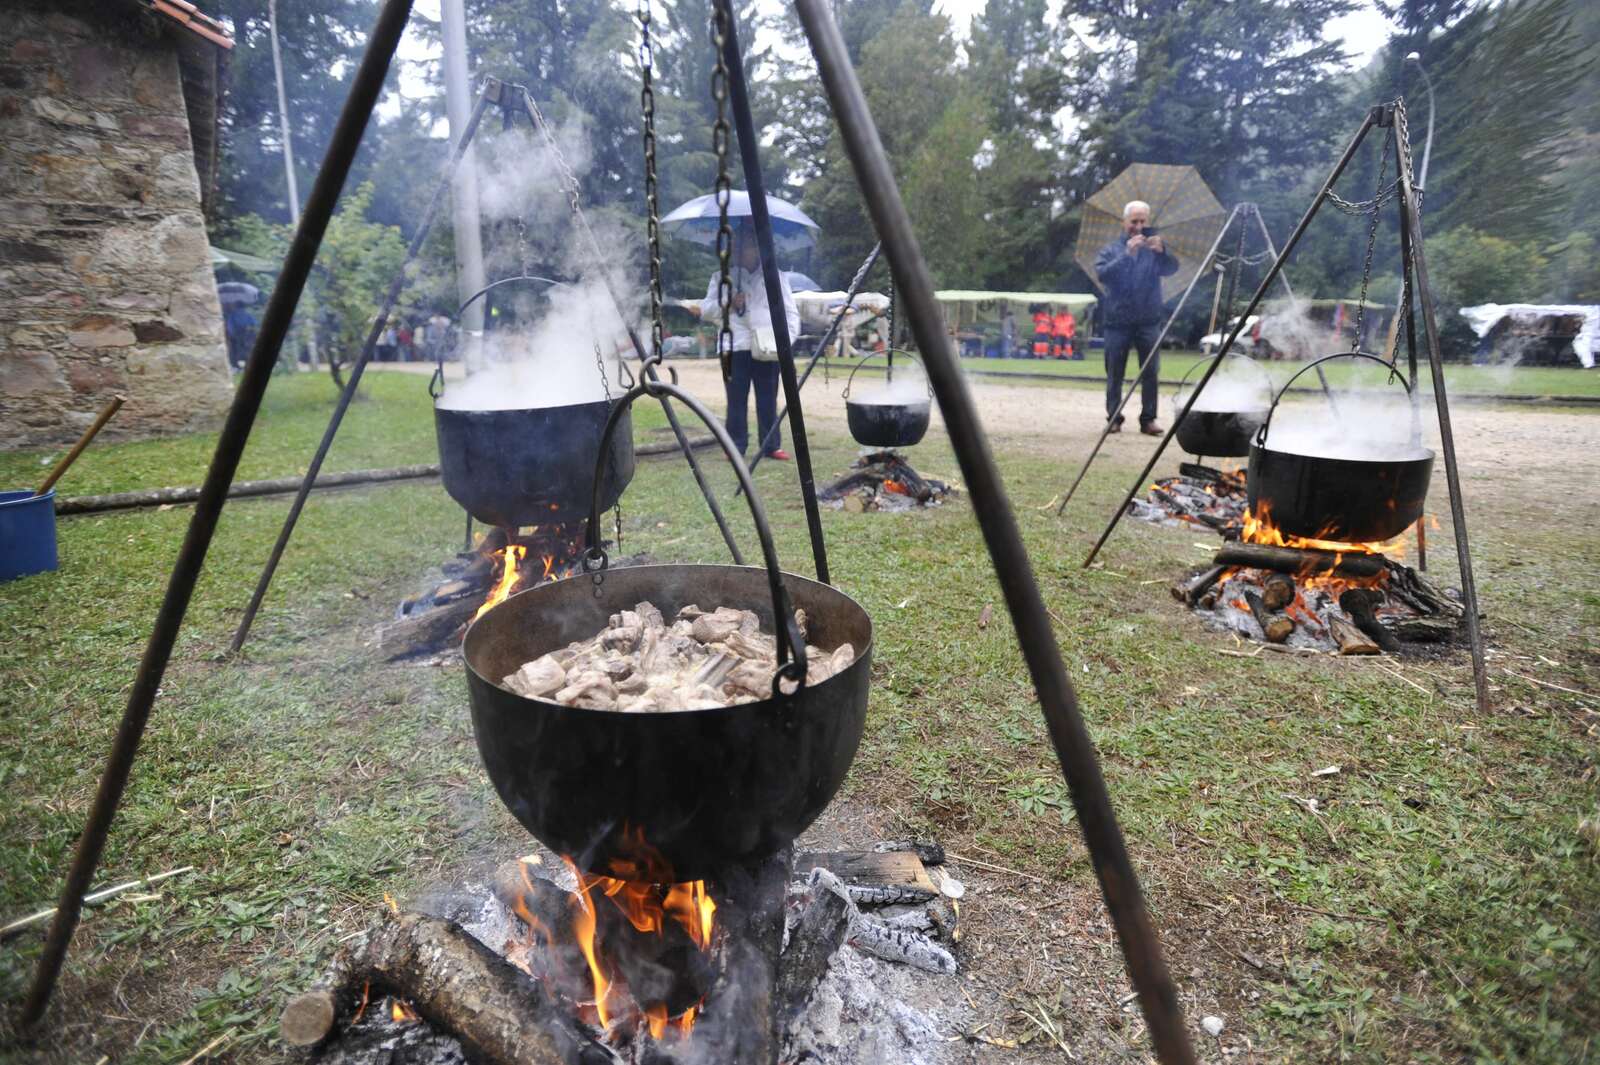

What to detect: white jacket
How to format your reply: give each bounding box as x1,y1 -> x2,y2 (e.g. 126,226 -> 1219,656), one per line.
698,264 -> 801,360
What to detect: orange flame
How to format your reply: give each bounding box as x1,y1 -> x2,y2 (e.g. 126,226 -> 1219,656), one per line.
530,834 -> 718,1041
390,998 -> 419,1023
474,545 -> 527,622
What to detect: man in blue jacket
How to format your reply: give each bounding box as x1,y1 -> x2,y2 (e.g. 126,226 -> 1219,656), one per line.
1094,200 -> 1179,434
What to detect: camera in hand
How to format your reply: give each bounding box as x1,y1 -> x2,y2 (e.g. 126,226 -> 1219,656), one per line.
1141,226 -> 1158,238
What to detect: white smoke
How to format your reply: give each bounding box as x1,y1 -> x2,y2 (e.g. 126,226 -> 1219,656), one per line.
439,115 -> 644,411
849,362 -> 930,406
1175,356 -> 1273,413
436,278 -> 629,410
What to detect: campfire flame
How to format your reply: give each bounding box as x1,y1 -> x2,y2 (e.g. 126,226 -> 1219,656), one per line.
505,830 -> 717,1045
1236,500 -> 1406,595
475,545 -> 527,622
390,997 -> 420,1024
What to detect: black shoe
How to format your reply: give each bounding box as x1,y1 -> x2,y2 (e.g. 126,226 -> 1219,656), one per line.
1140,421 -> 1163,436
1107,415 -> 1124,434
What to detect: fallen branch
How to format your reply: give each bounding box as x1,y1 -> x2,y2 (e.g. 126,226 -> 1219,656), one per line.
1,866 -> 194,941
57,466 -> 440,516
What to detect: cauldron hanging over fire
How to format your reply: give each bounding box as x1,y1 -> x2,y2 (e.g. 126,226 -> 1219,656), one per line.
462,378 -> 873,881
432,277 -> 637,527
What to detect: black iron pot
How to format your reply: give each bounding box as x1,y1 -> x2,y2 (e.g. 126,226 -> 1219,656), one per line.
464,564 -> 871,880
1171,352 -> 1272,458
462,373 -> 872,880
430,275 -> 635,527
434,402 -> 635,527
1246,352 -> 1434,542
843,350 -> 932,448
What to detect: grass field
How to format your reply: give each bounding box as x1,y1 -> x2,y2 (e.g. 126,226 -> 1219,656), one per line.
812,349 -> 1600,400
1,369 -> 1596,1063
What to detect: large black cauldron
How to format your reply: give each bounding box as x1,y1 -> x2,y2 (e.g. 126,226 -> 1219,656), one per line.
431,275 -> 635,527
462,375 -> 872,880
1171,352 -> 1272,458
843,351 -> 932,448
1247,353 -> 1434,543
464,564 -> 871,880
434,402 -> 634,527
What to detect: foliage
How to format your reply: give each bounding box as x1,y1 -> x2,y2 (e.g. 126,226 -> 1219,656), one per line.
1424,225 -> 1552,350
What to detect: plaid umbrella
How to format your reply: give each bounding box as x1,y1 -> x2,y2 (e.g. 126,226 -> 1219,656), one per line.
1073,163 -> 1226,304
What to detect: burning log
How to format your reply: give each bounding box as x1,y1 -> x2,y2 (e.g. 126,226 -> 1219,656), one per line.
1261,573 -> 1296,612
301,912 -> 616,1065
1214,542 -> 1387,579
1172,564 -> 1227,606
375,596 -> 481,661
806,869 -> 955,975
1327,615 -> 1381,656
1339,589 -> 1402,653
1243,589 -> 1294,644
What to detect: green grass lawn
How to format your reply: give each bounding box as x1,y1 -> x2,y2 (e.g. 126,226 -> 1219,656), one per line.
813,350 -> 1600,400
1,370 -> 1596,1062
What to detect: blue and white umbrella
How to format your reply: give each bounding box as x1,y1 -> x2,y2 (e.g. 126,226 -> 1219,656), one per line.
660,190 -> 820,254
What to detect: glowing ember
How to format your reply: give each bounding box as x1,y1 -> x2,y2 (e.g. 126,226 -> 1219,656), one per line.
390,997 -> 420,1023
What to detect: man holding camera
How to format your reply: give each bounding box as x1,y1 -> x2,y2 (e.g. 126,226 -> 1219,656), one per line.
1094,200 -> 1179,434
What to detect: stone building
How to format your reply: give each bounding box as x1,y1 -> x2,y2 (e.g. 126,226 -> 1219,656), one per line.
0,0 -> 235,451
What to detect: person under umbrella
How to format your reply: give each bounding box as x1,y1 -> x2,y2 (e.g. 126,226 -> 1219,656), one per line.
683,219 -> 800,461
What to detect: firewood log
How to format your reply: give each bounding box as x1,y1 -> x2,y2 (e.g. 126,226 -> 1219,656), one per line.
1215,543 -> 1386,578
1261,572 -> 1296,611
314,913 -> 615,1065
1171,565 -> 1227,605
1338,589 -> 1401,653
1328,615 -> 1380,655
774,874 -> 852,1027
1243,589 -> 1294,643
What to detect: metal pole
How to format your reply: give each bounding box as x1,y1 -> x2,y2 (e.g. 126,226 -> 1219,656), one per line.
746,243 -> 881,482
793,4 -> 1195,1061
1405,54 -> 1435,190
514,86 -> 745,565
440,0 -> 487,365
1084,109 -> 1382,568
1392,105 -> 1489,712
19,0 -> 415,1028
720,5 -> 830,584
267,0 -> 321,370
229,87 -> 495,653
1054,204 -> 1247,517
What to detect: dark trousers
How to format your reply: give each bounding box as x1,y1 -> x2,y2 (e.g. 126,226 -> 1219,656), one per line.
1104,321 -> 1161,424
725,350 -> 780,456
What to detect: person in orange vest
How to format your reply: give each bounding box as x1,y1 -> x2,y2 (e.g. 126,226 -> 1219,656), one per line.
1031,306 -> 1052,358
1052,307 -> 1076,359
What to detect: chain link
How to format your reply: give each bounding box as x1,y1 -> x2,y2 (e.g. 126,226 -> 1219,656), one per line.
1349,115 -> 1392,352
710,0 -> 735,372
639,0 -> 663,363
514,214 -> 532,279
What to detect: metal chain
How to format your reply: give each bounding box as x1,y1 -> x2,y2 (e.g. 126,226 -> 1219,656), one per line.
639,0 -> 663,362
1349,119 -> 1392,352
594,340 -> 623,551
710,0 -> 735,370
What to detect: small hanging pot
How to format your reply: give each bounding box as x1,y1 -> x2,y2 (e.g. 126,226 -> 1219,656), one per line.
1247,352 -> 1433,543
842,349 -> 933,448
462,373 -> 873,880
431,276 -> 636,527
1170,351 -> 1273,459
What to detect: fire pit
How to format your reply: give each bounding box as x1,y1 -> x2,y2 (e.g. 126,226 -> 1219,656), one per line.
1172,505 -> 1464,654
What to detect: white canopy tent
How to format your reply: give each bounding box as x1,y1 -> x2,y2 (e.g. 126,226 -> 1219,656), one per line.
1460,303 -> 1598,368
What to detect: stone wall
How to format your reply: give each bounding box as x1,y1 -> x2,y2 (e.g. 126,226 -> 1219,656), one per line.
0,0 -> 233,452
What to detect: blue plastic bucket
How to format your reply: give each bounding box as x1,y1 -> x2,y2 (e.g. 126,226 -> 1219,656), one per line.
1,489 -> 58,582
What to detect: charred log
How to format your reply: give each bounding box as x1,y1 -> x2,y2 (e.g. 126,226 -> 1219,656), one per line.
1243,589 -> 1294,643
1214,543 -> 1387,578
1328,615 -> 1381,656
1261,573 -> 1296,612
773,873 -> 852,1028
1339,589 -> 1402,653
311,913 -> 616,1065
1172,565 -> 1227,606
